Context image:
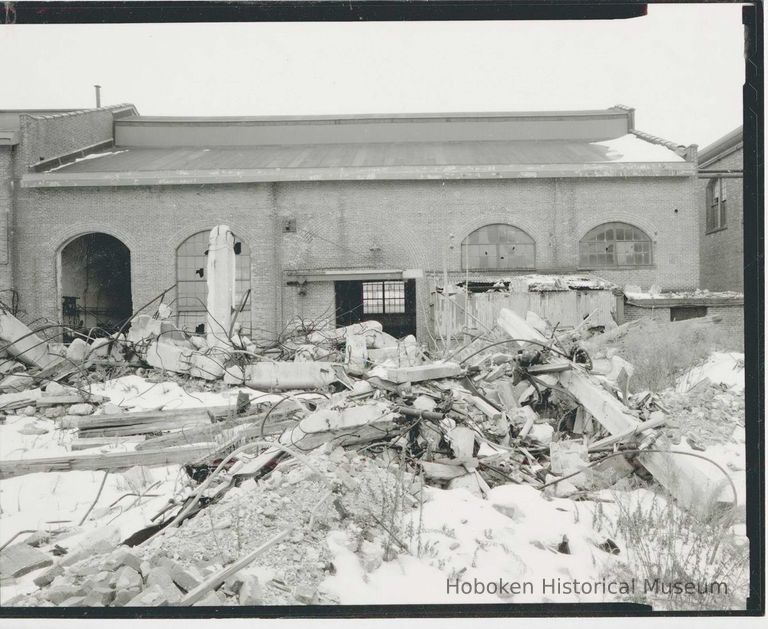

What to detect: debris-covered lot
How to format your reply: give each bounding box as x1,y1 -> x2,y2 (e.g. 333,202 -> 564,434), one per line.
0,235 -> 748,611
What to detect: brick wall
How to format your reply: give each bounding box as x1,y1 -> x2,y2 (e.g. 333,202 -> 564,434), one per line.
699,148 -> 743,291
16,106 -> 135,177
709,304 -> 744,344
623,302 -> 743,346
14,174 -> 698,341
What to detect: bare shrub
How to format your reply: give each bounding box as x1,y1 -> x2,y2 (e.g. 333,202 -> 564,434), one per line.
588,319 -> 742,392
595,489 -> 749,611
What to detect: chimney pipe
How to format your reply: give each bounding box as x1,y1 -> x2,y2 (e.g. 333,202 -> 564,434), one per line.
94,85 -> 101,108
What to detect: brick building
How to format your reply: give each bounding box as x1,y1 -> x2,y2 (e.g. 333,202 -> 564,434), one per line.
697,126 -> 743,292
1,104 -> 700,342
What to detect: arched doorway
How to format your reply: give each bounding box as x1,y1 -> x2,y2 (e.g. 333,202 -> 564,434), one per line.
59,233 -> 132,333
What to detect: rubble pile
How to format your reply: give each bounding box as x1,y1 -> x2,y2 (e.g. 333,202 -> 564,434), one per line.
0,234 -> 748,609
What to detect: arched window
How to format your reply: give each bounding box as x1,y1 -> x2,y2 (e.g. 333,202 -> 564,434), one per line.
461,224 -> 535,270
579,222 -> 652,268
176,231 -> 251,334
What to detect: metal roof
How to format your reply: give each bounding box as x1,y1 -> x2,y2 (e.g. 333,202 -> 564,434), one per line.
698,126 -> 743,167
47,139 -> 678,173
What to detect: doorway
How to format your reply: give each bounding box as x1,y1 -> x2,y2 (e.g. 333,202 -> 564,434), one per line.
59,233 -> 132,334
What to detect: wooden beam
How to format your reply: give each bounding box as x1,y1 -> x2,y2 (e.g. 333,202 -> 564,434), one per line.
175,528 -> 291,606
0,444 -> 215,479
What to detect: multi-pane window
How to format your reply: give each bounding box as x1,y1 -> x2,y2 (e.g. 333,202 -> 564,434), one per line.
579,222 -> 653,268
363,281 -> 405,314
176,231 -> 251,334
461,224 -> 535,270
706,178 -> 727,232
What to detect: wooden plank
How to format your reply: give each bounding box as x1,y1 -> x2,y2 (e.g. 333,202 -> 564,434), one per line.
136,418 -> 294,451
69,435 -> 147,451
75,407 -> 228,431
0,444 -> 215,479
588,412 -> 666,451
176,528 -> 291,606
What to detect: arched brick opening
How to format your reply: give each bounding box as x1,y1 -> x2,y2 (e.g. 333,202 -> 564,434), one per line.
59,233 -> 133,334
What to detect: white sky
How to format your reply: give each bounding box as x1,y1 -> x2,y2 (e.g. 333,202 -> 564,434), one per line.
1,3 -> 745,148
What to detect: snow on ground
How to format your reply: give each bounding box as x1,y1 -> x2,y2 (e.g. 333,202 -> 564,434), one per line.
0,375 -> 284,602
321,485 -> 621,604
676,351 -> 745,393
85,374 -> 268,412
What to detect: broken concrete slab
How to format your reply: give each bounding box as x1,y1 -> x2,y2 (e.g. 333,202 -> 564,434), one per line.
225,361 -> 338,390
125,585 -> 170,607
280,402 -> 398,450
420,460 -> 468,481
115,565 -> 144,591
145,566 -> 184,603
146,340 -> 193,374
189,351 -> 226,380
307,321 -> 383,347
0,311 -> 62,370
344,333 -> 368,375
0,542 -> 53,579
238,573 -> 263,605
446,425 -> 475,459
127,314 -> 163,344
381,361 -> 462,384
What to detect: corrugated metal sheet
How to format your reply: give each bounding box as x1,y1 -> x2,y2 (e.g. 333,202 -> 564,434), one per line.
432,289 -> 616,340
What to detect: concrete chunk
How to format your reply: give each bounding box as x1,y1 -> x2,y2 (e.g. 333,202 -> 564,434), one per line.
125,585 -> 169,607
146,340 -> 192,374
383,362 -> 462,384
280,402 -> 397,450
238,573 -> 263,605
232,361 -> 338,390
0,312 -> 61,370
0,542 -> 53,579
145,567 -> 183,603
115,565 -> 143,591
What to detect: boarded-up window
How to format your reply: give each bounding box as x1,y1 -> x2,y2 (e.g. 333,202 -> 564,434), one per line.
579,222 -> 653,268
461,224 -> 535,270
176,231 -> 251,334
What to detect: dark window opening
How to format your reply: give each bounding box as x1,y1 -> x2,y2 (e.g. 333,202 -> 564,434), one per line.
670,306 -> 708,322
706,178 -> 727,233
335,279 -> 416,338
